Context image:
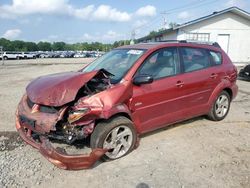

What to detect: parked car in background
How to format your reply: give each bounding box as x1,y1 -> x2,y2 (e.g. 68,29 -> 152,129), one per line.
59,51 -> 75,58
16,40 -> 238,170
67,51 -> 76,58
2,52 -> 20,60
73,52 -> 86,58
0,50 -> 104,60
39,53 -> 50,58
18,52 -> 36,59
238,64 -> 250,81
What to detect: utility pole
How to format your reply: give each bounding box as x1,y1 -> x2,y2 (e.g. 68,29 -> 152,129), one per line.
130,30 -> 136,45
160,11 -> 168,29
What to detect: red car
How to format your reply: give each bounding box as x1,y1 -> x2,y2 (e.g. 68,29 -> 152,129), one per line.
16,41 -> 238,170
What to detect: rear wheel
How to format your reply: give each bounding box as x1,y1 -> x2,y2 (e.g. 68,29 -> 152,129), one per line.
207,91 -> 230,121
90,116 -> 137,161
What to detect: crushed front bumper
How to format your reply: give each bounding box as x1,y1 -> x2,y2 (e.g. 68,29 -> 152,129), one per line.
16,110 -> 108,170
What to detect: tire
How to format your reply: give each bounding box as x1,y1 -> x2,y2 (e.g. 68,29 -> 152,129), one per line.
90,116 -> 137,161
3,56 -> 8,60
207,90 -> 231,121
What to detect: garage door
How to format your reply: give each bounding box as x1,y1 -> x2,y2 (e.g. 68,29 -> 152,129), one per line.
217,34 -> 230,53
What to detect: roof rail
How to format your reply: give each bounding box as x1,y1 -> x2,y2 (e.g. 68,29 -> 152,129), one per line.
141,40 -> 221,48
155,40 -> 187,43
182,40 -> 221,48
139,40 -> 187,44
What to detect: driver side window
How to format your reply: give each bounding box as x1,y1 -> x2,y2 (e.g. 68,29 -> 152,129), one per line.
137,47 -> 180,79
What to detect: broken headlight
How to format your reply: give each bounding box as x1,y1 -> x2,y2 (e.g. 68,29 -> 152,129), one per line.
68,108 -> 90,123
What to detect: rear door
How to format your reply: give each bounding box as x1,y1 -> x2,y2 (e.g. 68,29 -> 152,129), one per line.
178,47 -> 222,116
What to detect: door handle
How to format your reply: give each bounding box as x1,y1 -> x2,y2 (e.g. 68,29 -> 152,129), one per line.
176,81 -> 184,88
210,73 -> 218,79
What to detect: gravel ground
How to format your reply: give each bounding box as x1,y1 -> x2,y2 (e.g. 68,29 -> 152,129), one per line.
0,59 -> 249,188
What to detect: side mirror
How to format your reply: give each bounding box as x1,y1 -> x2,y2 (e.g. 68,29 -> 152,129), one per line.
133,75 -> 153,86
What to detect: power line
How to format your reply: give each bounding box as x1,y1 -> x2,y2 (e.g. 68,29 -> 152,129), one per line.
133,0 -> 223,38
165,0 -> 222,14
163,0 -> 212,13
134,15 -> 162,30
135,0 -> 222,31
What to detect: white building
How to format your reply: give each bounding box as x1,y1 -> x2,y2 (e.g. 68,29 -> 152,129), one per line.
138,7 -> 250,63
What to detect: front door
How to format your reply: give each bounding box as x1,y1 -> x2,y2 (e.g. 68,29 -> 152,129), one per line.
130,47 -> 186,133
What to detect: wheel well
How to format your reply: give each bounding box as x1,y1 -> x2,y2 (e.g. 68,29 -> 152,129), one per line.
95,112 -> 132,125
109,112 -> 132,121
223,88 -> 232,101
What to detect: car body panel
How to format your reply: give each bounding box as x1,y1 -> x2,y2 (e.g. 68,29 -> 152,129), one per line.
27,70 -> 100,106
72,79 -> 133,120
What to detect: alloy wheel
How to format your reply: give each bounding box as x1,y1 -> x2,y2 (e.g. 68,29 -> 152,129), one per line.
215,94 -> 229,118
103,125 -> 133,159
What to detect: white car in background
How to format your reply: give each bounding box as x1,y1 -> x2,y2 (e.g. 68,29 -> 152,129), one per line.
73,53 -> 86,58
39,53 -> 50,58
2,52 -> 20,60
18,52 -> 36,59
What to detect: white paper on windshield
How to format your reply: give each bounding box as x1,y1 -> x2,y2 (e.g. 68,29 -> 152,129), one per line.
127,50 -> 143,55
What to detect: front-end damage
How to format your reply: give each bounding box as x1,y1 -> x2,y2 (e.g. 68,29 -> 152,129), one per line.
16,69 -> 133,170
16,113 -> 108,170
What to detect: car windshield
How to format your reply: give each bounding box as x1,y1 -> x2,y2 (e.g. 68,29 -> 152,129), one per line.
82,49 -> 146,84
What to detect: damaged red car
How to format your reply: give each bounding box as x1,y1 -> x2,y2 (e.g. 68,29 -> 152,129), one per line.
16,41 -> 238,170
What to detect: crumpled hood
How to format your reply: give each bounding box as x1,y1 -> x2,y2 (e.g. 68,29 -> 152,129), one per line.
26,70 -> 100,106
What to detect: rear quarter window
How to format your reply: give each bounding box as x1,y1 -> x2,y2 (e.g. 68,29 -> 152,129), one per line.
181,47 -> 210,73
209,51 -> 222,65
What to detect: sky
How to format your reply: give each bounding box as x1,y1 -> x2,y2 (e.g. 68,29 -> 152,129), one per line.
0,0 -> 249,43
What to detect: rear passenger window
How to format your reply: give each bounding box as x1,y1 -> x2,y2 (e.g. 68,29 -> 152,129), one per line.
209,51 -> 222,65
181,48 -> 209,73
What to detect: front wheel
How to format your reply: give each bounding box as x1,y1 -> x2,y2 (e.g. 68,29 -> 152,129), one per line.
90,116 -> 137,161
207,91 -> 231,121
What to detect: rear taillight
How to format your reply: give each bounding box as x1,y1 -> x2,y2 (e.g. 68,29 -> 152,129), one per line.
230,66 -> 238,82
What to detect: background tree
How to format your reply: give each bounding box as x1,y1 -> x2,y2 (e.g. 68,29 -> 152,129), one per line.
37,42 -> 52,51
26,42 -> 38,51
0,38 -> 14,51
52,42 -> 66,51
168,22 -> 178,28
0,38 -> 134,52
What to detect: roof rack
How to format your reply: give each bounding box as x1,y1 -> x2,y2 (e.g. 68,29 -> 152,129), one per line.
141,40 -> 221,48
180,40 -> 221,48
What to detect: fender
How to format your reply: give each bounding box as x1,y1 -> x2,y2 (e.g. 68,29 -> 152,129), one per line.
207,78 -> 231,108
102,103 -> 133,121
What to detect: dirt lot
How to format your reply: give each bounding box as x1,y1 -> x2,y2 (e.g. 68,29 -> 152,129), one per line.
0,58 -> 249,188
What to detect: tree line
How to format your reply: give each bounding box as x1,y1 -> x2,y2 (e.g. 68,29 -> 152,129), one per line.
0,38 -> 132,52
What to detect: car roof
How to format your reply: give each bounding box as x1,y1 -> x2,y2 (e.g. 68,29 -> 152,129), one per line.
117,41 -> 222,52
